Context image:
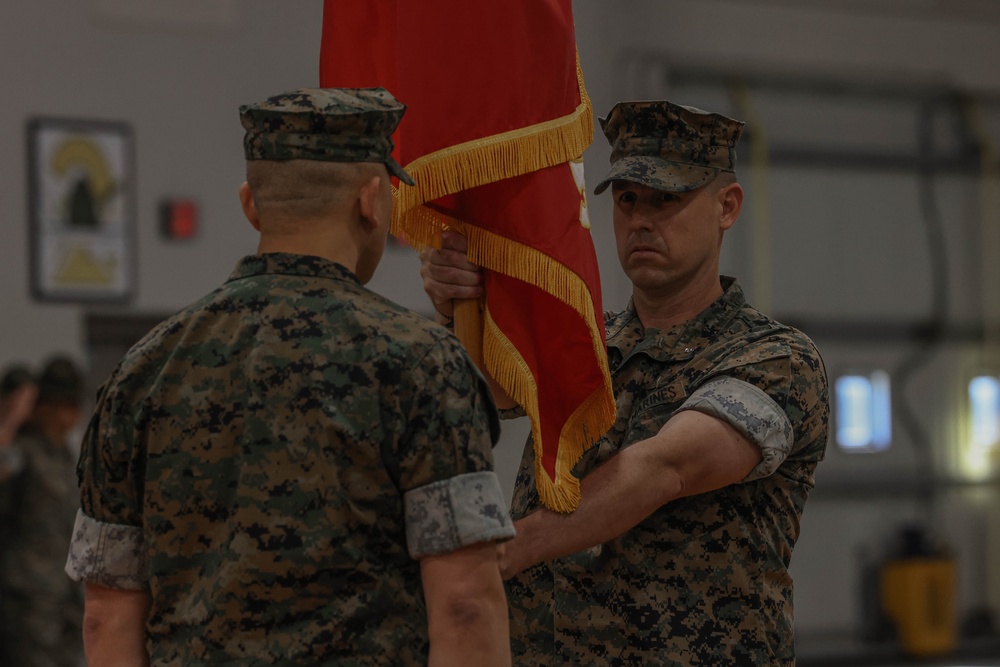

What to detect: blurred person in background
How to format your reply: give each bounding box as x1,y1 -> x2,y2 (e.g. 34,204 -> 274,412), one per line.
0,356 -> 85,667
0,363 -> 38,665
0,364 -> 37,452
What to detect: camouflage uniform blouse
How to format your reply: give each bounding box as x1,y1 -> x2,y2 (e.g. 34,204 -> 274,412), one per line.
66,253 -> 514,666
507,277 -> 829,666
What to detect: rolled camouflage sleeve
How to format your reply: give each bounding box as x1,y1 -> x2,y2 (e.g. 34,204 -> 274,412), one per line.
65,509 -> 148,589
404,470 -> 515,558
71,365 -> 148,588
674,375 -> 793,482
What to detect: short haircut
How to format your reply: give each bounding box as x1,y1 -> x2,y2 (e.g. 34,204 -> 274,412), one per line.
246,159 -> 387,224
710,171 -> 738,192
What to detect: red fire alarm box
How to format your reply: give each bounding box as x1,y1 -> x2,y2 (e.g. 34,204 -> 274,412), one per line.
160,200 -> 199,240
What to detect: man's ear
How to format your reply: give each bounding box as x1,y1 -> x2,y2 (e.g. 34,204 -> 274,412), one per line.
357,175 -> 383,231
239,181 -> 261,232
718,182 -> 744,231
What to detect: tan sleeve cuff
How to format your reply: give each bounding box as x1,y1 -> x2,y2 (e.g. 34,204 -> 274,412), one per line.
404,471 -> 515,558
65,509 -> 148,590
675,376 -> 794,482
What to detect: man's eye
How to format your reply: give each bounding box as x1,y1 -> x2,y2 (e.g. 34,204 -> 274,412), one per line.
656,193 -> 678,203
617,192 -> 636,204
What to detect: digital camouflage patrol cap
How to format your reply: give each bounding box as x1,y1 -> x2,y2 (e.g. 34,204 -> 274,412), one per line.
240,87 -> 415,186
594,100 -> 745,195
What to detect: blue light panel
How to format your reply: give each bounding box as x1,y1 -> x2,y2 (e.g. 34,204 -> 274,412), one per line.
969,376 -> 1000,449
835,372 -> 892,451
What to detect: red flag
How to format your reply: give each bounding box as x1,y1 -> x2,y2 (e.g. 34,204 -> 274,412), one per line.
320,0 -> 614,512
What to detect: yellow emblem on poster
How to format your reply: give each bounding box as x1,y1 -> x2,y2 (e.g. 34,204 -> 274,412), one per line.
28,117 -> 133,302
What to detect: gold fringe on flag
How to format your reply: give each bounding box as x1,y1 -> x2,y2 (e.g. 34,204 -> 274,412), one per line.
475,228 -> 615,512
483,306 -> 616,512
403,211 -> 616,512
391,56 -> 615,512
391,56 -> 592,239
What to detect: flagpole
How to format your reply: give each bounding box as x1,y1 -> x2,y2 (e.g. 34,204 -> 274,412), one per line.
453,296 -> 484,371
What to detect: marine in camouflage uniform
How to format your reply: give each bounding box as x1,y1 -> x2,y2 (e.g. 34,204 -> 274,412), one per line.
65,88 -> 515,666
496,102 -> 829,665
0,358 -> 85,667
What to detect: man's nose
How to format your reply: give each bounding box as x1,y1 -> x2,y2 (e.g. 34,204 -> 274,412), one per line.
627,207 -> 655,232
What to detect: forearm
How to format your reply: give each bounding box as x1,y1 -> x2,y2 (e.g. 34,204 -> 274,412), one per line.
83,585 -> 151,667
502,410 -> 761,578
427,581 -> 510,667
422,542 -> 511,667
505,439 -> 681,576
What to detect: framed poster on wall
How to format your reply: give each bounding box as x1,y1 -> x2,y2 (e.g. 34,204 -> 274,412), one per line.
27,116 -> 135,303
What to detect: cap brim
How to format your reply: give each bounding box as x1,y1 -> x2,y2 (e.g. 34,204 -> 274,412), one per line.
387,157 -> 415,186
593,156 -> 719,195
